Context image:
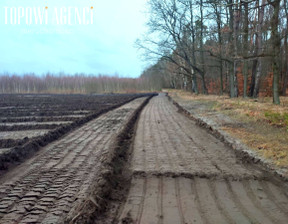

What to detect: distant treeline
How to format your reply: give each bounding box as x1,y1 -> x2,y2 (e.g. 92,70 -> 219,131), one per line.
0,73 -> 163,94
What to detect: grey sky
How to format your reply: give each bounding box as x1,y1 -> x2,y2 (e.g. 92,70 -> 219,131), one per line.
0,0 -> 149,78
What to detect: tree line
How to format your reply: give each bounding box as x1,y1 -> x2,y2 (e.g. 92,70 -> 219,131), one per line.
138,0 -> 288,104
0,73 -> 161,94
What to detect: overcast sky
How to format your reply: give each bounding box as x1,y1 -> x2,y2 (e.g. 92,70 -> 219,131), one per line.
0,0 -> 149,78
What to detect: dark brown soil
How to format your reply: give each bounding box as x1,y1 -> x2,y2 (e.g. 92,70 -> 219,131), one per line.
0,124 -> 61,131
0,96 -> 155,223
0,138 -> 29,148
0,93 -> 156,171
68,95 -> 154,224
0,93 -> 152,118
1,93 -> 288,224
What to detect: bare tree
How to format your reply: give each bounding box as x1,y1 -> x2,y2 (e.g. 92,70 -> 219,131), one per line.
136,0 -> 210,94
250,0 -> 266,98
198,0 -> 208,94
135,0 -> 285,102
282,0 -> 288,96
268,0 -> 281,104
242,0 -> 249,97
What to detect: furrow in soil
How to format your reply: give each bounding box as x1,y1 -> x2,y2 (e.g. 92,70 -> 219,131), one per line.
0,97 -> 147,224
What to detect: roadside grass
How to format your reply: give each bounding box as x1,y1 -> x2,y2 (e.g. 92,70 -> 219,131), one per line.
165,89 -> 288,169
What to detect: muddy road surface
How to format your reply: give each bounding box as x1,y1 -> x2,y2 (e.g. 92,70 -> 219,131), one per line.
0,97 -> 148,224
114,94 -> 288,224
0,94 -> 287,224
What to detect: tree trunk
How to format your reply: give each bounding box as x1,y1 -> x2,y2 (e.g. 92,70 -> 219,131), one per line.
243,1 -> 249,97
253,60 -> 262,98
282,0 -> 288,96
200,0 -> 208,94
228,0 -> 234,97
220,61 -> 224,95
283,70 -> 288,96
191,69 -> 198,94
232,0 -> 240,97
225,61 -> 229,93
215,4 -> 224,95
233,61 -> 238,97
270,0 -> 281,104
201,74 -> 207,94
249,56 -> 257,96
252,0 -> 266,98
228,0 -> 238,97
189,1 -> 199,94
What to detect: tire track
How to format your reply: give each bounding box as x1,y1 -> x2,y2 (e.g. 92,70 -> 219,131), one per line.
156,95 -> 244,178
242,180 -> 285,223
157,98 -> 216,175
151,100 -> 176,173
163,96 -> 257,179
252,180 -> 288,216
0,97 -> 148,223
132,102 -> 152,173
145,102 -> 159,172
207,180 -> 235,223
115,94 -> 288,224
36,127 -> 115,223
174,178 -> 185,224
178,178 -> 204,224
216,180 -> 251,224
156,102 -> 191,174
261,181 -> 288,214
0,120 -> 109,220
228,180 -> 273,224
158,176 -> 164,224
194,178 -> 229,224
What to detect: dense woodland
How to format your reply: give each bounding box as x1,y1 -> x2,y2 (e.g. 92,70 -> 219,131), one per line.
139,0 -> 288,104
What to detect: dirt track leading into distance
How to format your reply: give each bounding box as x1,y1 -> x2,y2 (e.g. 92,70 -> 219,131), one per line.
115,94 -> 288,224
0,94 -> 287,224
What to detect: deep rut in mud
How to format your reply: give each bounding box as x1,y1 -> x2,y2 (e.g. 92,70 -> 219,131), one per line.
0,97 -> 149,224
110,94 -> 288,224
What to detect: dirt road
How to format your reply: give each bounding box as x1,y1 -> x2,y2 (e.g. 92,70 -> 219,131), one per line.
116,94 -> 288,224
0,94 -> 287,224
0,97 -> 147,224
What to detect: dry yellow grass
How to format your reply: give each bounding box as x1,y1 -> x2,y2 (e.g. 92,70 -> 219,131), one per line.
165,89 -> 288,127
222,126 -> 288,167
165,89 -> 288,169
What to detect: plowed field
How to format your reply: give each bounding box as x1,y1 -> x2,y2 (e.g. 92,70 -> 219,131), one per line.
0,97 -> 148,223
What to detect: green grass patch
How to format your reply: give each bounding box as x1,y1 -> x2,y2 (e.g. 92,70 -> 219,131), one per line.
264,111 -> 288,128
